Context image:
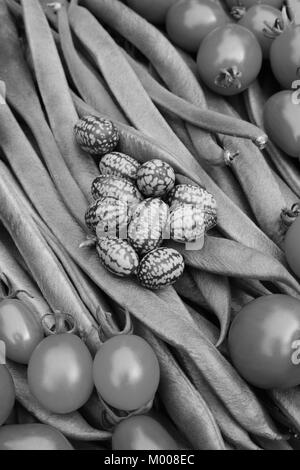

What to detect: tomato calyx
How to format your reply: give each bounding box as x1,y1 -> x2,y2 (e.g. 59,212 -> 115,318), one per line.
263,17 -> 285,39
96,306 -> 133,343
215,66 -> 243,91
281,203 -> 300,227
0,273 -> 34,302
230,5 -> 246,20
41,310 -> 78,336
98,390 -> 154,431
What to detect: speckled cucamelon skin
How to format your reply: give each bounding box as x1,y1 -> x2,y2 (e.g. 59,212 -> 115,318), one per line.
136,159 -> 175,197
170,204 -> 206,243
137,247 -> 185,290
74,115 -> 119,156
85,197 -> 129,236
99,152 -> 140,181
128,198 -> 169,255
168,184 -> 217,230
96,237 -> 139,277
91,175 -> 143,207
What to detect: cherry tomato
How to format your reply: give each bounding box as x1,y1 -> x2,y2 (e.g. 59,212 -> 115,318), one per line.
239,4 -> 282,58
196,24 -> 262,96
0,424 -> 73,450
126,0 -> 177,24
285,216 -> 300,278
264,90 -> 300,158
112,415 -> 179,450
0,299 -> 44,364
226,0 -> 283,10
228,295 -> 300,389
0,365 -> 15,425
93,335 -> 160,411
166,0 -> 229,53
270,25 -> 300,89
28,334 -> 93,414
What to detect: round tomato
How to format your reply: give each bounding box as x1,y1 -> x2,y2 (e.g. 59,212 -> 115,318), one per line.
112,415 -> 179,450
270,25 -> 300,89
239,4 -> 282,58
0,424 -> 73,450
93,335 -> 160,411
226,0 -> 283,10
28,334 -> 93,414
166,0 -> 229,53
264,90 -> 300,158
196,24 -> 262,95
285,216 -> 300,277
0,299 -> 44,364
126,0 -> 177,24
0,366 -> 15,425
228,295 -> 300,389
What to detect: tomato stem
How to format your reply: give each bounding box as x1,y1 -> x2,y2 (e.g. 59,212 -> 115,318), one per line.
230,6 -> 246,20
214,67 -> 242,90
281,203 -> 300,226
41,310 -> 78,335
96,306 -> 133,343
0,272 -> 34,301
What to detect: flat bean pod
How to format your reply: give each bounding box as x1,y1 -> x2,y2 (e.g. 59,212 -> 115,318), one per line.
0,1 -> 87,225
56,3 -> 127,124
22,0 -> 98,199
191,269 -> 231,346
124,52 -> 267,145
137,323 -> 226,450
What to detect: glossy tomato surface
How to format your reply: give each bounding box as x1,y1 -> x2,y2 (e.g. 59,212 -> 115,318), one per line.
226,0 -> 282,9
228,295 -> 300,389
112,415 -> 179,450
28,334 -> 93,414
166,0 -> 229,53
0,299 -> 44,364
239,4 -> 281,58
0,365 -> 15,425
93,335 -> 160,411
270,25 -> 300,89
126,0 -> 177,24
0,424 -> 73,450
196,24 -> 262,95
285,216 -> 300,278
264,90 -> 300,158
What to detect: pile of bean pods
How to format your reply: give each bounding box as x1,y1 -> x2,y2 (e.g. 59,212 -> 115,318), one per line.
0,0 -> 300,452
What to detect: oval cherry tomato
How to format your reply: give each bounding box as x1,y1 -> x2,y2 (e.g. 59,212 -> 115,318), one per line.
228,295 -> 300,389
166,0 -> 229,53
226,0 -> 283,10
28,334 -> 93,414
112,415 -> 179,450
0,424 -> 73,450
285,216 -> 300,277
270,25 -> 300,89
0,299 -> 44,364
0,365 -> 15,425
93,335 -> 160,411
264,90 -> 300,158
239,4 -> 282,58
126,0 -> 177,24
196,24 -> 262,95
